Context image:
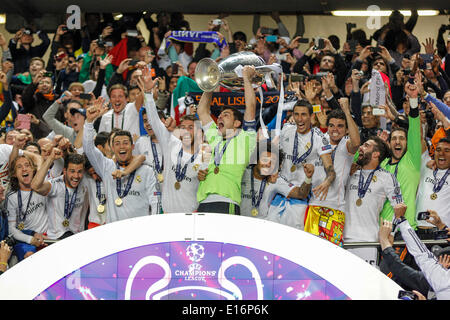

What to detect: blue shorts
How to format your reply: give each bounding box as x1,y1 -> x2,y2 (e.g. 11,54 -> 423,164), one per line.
13,229 -> 37,261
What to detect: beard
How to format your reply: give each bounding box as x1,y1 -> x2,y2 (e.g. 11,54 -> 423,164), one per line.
356,151 -> 372,167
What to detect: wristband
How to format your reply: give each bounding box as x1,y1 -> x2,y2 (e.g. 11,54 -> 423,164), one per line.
304,177 -> 312,184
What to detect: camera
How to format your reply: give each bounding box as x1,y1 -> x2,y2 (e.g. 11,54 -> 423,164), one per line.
398,290 -> 418,300
346,23 -> 356,29
260,27 -> 275,35
314,37 -> 325,50
4,235 -> 16,248
433,229 -> 448,240
43,72 -> 53,78
290,74 -> 305,82
370,46 -> 381,54
97,39 -> 106,48
212,19 -> 222,26
417,211 -> 430,220
297,38 -> 309,43
402,69 -> 411,75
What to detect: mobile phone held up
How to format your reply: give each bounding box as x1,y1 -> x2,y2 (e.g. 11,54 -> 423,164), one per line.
417,211 -> 429,220
372,107 -> 386,116
265,35 -> 278,43
398,290 -> 418,300
313,37 -> 325,50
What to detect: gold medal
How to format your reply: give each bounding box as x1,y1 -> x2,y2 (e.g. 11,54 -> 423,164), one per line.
214,167 -> 219,174
372,175 -> 377,183
193,164 -> 199,171
97,204 -> 105,213
157,173 -> 164,183
115,197 -> 123,206
17,222 -> 25,230
290,165 -> 296,172
174,181 -> 181,190
62,219 -> 70,228
305,142 -> 311,150
251,208 -> 258,217
430,193 -> 438,200
356,198 -> 362,207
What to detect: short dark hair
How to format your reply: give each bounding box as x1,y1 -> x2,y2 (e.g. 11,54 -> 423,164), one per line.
64,153 -> 86,169
24,141 -> 41,154
293,100 -> 313,115
221,106 -> 244,128
112,130 -> 133,145
437,137 -> 450,145
389,127 -> 407,142
326,109 -> 347,127
94,131 -> 110,148
368,135 -> 391,163
233,31 -> 247,43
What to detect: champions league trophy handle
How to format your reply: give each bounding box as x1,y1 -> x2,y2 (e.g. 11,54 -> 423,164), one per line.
195,51 -> 282,92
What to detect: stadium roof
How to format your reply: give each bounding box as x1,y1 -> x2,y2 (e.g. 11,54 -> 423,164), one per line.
1,0 -> 449,15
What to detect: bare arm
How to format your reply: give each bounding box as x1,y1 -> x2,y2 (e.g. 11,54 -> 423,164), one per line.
288,163 -> 314,199
312,153 -> 336,201
197,91 -> 214,126
339,97 -> 361,154
242,66 -> 256,122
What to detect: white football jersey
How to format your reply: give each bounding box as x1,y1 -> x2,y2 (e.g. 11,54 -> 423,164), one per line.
344,168 -> 403,242
46,175 -> 89,240
6,189 -> 48,243
83,122 -> 159,222
416,152 -> 450,228
309,135 -> 355,211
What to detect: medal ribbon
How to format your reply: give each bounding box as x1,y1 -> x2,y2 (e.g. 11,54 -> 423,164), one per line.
357,167 -> 379,199
95,180 -> 106,205
175,147 -> 198,182
214,131 -> 239,167
292,129 -> 314,166
250,167 -> 267,209
432,168 -> 450,194
64,186 -> 78,220
115,162 -> 136,199
17,190 -> 33,227
151,141 -> 163,174
111,111 -> 125,131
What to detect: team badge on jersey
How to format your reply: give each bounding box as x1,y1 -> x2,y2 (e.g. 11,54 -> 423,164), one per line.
136,175 -> 142,183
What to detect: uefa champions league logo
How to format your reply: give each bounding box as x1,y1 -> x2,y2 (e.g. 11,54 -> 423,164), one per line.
186,243 -> 205,263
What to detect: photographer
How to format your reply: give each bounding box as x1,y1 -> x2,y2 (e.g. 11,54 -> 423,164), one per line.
8,27 -> 50,75
379,218 -> 450,300
393,204 -> 450,299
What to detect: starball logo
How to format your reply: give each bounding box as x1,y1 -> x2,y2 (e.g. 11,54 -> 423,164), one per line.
174,243 -> 217,282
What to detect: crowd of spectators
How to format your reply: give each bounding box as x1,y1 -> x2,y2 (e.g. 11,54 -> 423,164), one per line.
0,10 -> 449,299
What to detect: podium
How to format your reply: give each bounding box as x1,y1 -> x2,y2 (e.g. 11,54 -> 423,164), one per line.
0,213 -> 401,300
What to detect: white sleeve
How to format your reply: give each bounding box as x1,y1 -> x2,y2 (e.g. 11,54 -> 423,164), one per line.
5,196 -> 33,244
144,93 -> 171,150
145,167 -> 159,215
48,158 -> 64,179
82,122 -> 115,180
399,220 -> 450,294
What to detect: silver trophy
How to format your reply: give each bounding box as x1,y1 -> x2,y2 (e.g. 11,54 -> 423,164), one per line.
195,51 -> 281,92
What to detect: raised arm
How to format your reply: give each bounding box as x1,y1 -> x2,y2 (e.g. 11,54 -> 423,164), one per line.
83,97 -> 114,180
31,147 -> 62,196
339,97 -> 361,154
138,68 -> 171,144
242,65 -> 257,123
197,91 -> 214,126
